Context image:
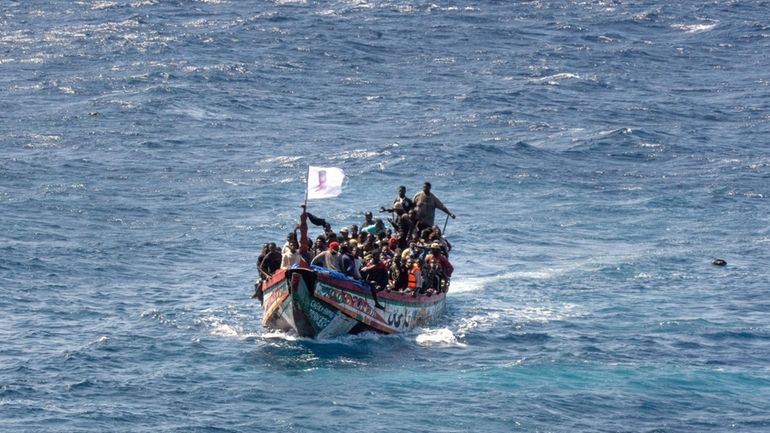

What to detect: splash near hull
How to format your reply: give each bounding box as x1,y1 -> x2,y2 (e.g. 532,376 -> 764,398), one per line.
258,266 -> 447,338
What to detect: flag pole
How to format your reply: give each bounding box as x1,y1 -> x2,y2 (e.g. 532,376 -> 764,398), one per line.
303,165 -> 310,208
299,166 -> 310,258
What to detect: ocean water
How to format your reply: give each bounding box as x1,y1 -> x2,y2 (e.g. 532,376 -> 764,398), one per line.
2,1 -> 769,432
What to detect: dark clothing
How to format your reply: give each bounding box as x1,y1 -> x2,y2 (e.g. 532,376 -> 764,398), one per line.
426,252 -> 453,277
339,253 -> 357,278
394,195 -> 414,212
259,250 -> 281,276
390,261 -> 409,291
306,212 -> 328,227
361,262 -> 388,291
388,213 -> 413,249
257,253 -> 266,273
383,195 -> 414,213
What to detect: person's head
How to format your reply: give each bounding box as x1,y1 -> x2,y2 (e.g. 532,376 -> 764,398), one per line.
350,224 -> 359,235
339,227 -> 349,239
339,243 -> 350,254
430,242 -> 441,252
328,241 -> 339,252
375,218 -> 384,228
398,185 -> 406,197
269,242 -> 278,251
422,181 -> 431,194
365,211 -> 373,220
286,232 -> 296,241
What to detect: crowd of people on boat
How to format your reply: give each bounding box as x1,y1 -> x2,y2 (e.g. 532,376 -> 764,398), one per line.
255,182 -> 456,307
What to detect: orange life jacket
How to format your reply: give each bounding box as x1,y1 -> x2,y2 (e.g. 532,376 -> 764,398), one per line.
407,263 -> 421,289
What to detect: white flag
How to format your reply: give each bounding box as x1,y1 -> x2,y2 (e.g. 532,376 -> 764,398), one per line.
306,166 -> 345,200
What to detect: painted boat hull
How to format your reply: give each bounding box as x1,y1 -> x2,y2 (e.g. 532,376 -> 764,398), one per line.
258,266 -> 447,338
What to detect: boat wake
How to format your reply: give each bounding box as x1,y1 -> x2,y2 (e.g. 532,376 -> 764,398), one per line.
450,266 -> 575,293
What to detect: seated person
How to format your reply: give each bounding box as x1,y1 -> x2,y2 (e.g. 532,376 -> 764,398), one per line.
311,241 -> 341,271
425,242 -> 453,278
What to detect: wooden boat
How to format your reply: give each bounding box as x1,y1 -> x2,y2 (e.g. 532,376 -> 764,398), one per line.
256,265 -> 447,338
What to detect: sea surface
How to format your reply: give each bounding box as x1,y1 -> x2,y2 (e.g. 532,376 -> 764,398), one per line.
2,1 -> 769,432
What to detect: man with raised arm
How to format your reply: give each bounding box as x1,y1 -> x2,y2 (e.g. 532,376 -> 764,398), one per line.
412,181 -> 455,229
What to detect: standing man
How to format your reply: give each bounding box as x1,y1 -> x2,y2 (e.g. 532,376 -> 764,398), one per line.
380,185 -> 414,214
412,181 -> 455,230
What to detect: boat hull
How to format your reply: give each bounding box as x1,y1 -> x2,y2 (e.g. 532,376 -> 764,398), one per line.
259,266 -> 446,338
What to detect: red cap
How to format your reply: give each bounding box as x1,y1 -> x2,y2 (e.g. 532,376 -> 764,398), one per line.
328,241 -> 339,250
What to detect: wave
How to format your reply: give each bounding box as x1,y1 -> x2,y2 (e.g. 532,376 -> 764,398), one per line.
528,72 -> 582,85
415,328 -> 466,347
451,265 -> 583,293
672,22 -> 719,33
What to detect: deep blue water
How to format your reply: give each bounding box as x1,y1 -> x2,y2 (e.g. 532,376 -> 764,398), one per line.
2,1 -> 770,432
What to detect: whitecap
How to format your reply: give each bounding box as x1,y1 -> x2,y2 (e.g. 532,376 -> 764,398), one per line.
91,1 -> 118,10
130,0 -> 159,7
529,72 -> 580,85
672,22 -> 718,33
332,149 -> 380,160
516,304 -> 576,323
415,328 -> 466,347
261,155 -> 302,164
261,330 -> 299,341
24,134 -> 62,149
456,312 -> 501,336
199,316 -> 240,337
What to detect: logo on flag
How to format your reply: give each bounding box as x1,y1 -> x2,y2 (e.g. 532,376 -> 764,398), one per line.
307,166 -> 344,200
